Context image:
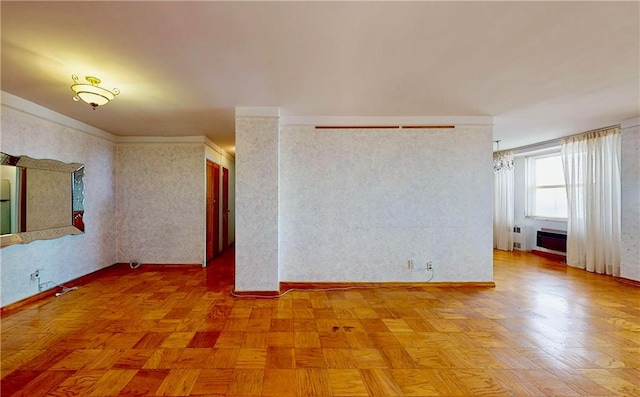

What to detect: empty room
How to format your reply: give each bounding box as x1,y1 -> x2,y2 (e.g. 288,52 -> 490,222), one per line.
1,1 -> 639,396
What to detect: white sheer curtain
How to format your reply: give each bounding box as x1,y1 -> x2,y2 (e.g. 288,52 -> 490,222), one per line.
494,151 -> 514,251
561,127 -> 621,275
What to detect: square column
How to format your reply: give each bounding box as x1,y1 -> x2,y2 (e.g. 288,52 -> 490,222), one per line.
234,107 -> 280,292
621,116 -> 640,281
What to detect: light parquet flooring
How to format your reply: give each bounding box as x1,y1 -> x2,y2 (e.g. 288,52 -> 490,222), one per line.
2,249 -> 640,396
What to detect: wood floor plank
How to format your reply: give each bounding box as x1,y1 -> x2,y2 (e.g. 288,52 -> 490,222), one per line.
10,370 -> 74,397
226,369 -> 264,396
154,368 -> 201,396
262,368 -> 297,396
118,369 -> 171,396
190,368 -> 233,395
86,369 -> 138,396
360,368 -> 404,396
296,368 -> 333,396
328,369 -> 369,396
2,248 -> 639,396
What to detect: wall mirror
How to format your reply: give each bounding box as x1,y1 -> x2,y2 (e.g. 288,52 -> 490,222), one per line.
1,152 -> 84,248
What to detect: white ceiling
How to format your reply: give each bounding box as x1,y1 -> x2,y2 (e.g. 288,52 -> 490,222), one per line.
2,1 -> 638,156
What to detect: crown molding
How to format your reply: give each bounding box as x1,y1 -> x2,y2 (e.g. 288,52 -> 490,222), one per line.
1,91 -> 118,142
116,135 -> 206,144
235,107 -> 280,118
621,116 -> 640,129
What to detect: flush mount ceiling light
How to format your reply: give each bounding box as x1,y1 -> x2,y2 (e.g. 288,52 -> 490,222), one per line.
71,75 -> 120,109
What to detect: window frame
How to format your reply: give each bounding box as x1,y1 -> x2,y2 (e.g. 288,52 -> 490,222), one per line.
525,150 -> 568,221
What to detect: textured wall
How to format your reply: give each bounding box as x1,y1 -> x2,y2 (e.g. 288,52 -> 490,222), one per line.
116,143 -> 205,264
235,117 -> 279,291
279,125 -> 494,282
1,105 -> 117,307
621,122 -> 640,281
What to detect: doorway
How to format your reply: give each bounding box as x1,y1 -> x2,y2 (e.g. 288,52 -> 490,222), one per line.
222,167 -> 229,249
206,160 -> 220,262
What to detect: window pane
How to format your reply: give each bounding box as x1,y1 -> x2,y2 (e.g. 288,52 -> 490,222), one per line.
535,187 -> 567,218
535,156 -> 565,186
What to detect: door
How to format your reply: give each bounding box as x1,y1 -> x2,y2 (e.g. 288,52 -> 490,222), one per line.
222,167 -> 229,249
206,161 -> 221,261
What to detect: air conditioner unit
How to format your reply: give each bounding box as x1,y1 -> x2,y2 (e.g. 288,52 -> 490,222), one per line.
512,225 -> 531,251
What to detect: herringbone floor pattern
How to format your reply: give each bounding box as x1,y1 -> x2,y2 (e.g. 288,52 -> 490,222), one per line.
1,249 -> 639,396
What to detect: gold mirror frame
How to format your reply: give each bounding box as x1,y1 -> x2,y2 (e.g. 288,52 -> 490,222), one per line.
1,152 -> 85,248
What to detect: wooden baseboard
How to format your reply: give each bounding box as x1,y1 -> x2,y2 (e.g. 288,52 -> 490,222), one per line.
1,262 -> 204,317
531,249 -> 566,262
279,281 -> 495,292
131,263 -> 203,268
615,276 -> 640,288
232,290 -> 281,297
0,263 -> 126,317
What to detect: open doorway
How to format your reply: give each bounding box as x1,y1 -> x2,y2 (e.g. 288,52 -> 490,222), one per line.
206,160 -> 220,262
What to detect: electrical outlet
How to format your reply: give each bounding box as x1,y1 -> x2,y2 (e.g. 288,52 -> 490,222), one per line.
30,270 -> 40,281
426,262 -> 433,271
407,260 -> 414,269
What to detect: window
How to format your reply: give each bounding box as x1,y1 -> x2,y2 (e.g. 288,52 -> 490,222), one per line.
526,152 -> 567,219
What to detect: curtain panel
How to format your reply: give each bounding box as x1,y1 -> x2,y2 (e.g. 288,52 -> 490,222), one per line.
561,127 -> 621,275
494,151 -> 514,251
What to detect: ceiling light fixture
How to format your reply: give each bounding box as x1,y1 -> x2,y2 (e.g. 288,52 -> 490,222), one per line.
71,75 -> 119,109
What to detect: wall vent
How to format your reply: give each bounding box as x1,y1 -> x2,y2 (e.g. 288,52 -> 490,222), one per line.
512,225 -> 530,251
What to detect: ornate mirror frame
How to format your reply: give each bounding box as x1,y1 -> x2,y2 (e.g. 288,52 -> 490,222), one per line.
1,152 -> 85,248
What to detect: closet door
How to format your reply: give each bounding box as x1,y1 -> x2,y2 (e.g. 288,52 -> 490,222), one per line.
206,161 -> 220,261
222,167 -> 229,249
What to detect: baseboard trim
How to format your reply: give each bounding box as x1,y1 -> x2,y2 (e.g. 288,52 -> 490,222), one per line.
131,263 -> 202,268
615,276 -> 640,288
0,263 -> 125,317
1,262 -> 204,317
531,249 -> 566,262
232,290 -> 281,297
279,281 -> 495,291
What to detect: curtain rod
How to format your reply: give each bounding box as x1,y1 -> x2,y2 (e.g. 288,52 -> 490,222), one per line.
508,124 -> 620,155
315,125 -> 455,129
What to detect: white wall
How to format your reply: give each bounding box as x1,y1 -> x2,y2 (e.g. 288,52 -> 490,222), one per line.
116,143 -> 205,264
513,153 -> 567,253
1,96 -> 117,307
235,114 -> 280,291
278,125 -> 494,282
621,117 -> 640,281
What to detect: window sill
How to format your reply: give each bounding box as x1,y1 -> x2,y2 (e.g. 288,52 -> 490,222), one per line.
525,216 -> 568,222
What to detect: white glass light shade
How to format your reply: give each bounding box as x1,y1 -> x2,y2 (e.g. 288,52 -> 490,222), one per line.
71,75 -> 119,108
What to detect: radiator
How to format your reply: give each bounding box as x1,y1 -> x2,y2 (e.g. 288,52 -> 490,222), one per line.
536,229 -> 567,253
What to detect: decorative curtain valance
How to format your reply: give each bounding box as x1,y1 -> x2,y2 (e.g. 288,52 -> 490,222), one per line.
493,150 -> 514,173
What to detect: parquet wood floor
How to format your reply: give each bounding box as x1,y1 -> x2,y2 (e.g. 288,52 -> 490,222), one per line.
2,249 -> 639,396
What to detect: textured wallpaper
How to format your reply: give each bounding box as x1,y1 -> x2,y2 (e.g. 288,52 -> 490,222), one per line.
235,117 -> 280,291
1,105 -> 117,307
116,143 -> 205,265
621,123 -> 640,281
278,125 -> 494,283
